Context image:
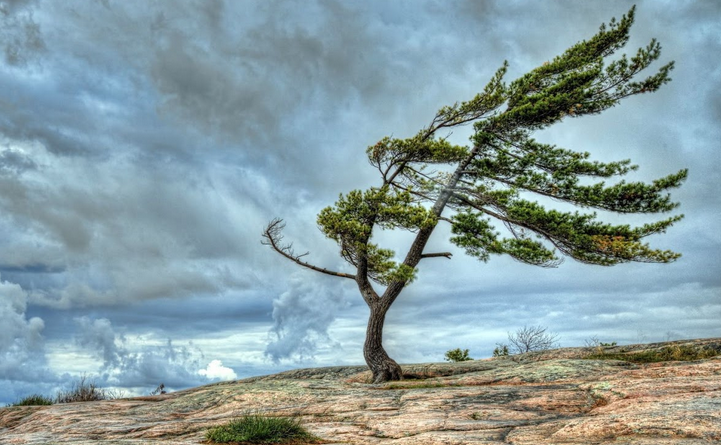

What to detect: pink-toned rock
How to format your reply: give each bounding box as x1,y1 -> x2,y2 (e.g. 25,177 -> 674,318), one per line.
2,339 -> 720,444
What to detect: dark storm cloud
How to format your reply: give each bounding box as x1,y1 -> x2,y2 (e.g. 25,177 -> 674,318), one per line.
141,0 -> 443,188
53,291 -> 275,342
0,0 -> 44,66
32,1 -> 393,170
0,145 -> 35,173
0,147 -> 255,308
0,0 -> 35,13
265,273 -> 350,363
75,317 -> 122,368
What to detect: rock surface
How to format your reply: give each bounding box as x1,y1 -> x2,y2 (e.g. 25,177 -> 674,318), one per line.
2,338 -> 720,444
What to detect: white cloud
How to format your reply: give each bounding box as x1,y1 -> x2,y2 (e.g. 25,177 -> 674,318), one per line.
198,359 -> 237,381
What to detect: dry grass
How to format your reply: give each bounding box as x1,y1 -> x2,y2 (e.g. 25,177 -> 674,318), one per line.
585,344 -> 719,363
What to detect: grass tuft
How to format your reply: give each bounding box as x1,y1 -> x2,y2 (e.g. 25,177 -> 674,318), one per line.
206,414 -> 321,444
6,375 -> 125,407
10,394 -> 54,406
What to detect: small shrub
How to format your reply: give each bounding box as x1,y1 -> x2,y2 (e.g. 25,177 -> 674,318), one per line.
206,414 -> 320,444
444,348 -> 473,362
492,344 -> 509,357
10,394 -> 54,406
507,325 -> 559,354
55,376 -> 109,403
585,337 -> 618,355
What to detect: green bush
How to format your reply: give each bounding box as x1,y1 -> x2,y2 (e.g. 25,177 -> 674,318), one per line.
444,348 -> 473,362
492,344 -> 509,357
10,394 -> 54,406
206,414 -> 320,444
585,336 -> 617,348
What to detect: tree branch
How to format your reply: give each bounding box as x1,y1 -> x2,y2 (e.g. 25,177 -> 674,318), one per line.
420,252 -> 453,259
262,219 -> 355,280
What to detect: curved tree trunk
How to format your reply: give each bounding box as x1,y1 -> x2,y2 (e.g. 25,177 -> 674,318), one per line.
364,304 -> 403,383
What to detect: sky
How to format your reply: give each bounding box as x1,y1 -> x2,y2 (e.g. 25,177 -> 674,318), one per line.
0,0 -> 719,404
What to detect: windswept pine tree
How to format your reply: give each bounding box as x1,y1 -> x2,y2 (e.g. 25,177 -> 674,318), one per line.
263,6 -> 686,383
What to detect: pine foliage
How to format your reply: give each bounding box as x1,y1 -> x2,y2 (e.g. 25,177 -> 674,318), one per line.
311,6 -> 685,283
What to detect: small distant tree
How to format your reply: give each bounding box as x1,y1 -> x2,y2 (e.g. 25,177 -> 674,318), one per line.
507,325 -> 559,354
493,344 -> 510,357
445,348 -> 473,362
586,336 -> 617,347
263,7 -> 685,383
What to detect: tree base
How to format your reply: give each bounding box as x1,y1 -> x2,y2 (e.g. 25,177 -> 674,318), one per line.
364,304 -> 403,383
369,358 -> 403,383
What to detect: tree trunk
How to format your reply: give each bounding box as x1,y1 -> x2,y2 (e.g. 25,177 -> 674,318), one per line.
364,304 -> 403,383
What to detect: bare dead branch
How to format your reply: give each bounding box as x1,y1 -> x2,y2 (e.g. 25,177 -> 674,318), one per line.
262,218 -> 355,280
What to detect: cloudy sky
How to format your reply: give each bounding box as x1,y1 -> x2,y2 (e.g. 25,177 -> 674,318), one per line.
1,0 -> 719,404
